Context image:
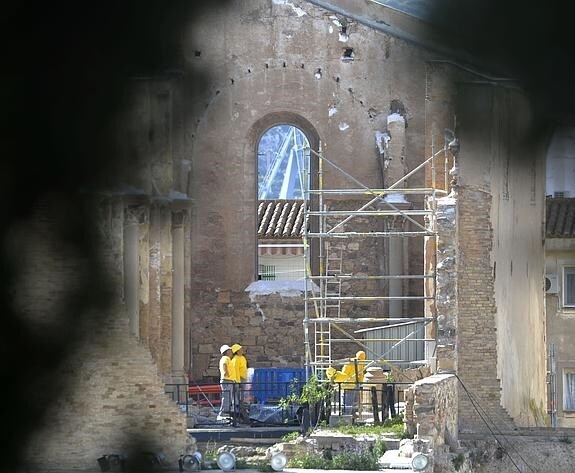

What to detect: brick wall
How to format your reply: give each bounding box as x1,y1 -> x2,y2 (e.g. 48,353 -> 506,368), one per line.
25,316 -> 194,470
13,201 -> 193,470
455,187 -> 514,431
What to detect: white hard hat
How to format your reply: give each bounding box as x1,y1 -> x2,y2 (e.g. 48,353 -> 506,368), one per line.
220,344 -> 232,354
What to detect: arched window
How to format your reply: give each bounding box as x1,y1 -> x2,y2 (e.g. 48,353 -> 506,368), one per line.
258,125 -> 310,200
257,125 -> 311,281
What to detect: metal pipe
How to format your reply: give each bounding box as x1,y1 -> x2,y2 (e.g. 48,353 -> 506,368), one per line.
306,210 -> 432,216
331,338 -> 434,342
307,317 -> 434,323
307,188 -> 448,194
309,296 -> 434,301
355,319 -> 433,333
308,274 -> 434,280
307,231 -> 434,237
309,149 -> 428,233
258,243 -> 305,248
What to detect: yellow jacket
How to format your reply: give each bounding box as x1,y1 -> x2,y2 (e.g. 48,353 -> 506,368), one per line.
328,359 -> 365,388
231,354 -> 248,382
219,355 -> 236,381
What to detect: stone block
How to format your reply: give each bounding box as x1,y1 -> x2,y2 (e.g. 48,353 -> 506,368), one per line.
329,414 -> 353,427
217,291 -> 231,304
198,344 -> 213,354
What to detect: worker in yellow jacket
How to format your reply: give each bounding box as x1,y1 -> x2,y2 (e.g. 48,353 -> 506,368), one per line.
326,350 -> 366,415
231,344 -> 248,414
217,344 -> 236,421
231,344 -> 248,383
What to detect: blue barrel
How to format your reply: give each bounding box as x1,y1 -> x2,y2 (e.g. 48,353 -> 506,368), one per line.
251,368 -> 306,404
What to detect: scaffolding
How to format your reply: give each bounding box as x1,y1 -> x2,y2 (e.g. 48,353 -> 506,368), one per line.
302,141 -> 455,380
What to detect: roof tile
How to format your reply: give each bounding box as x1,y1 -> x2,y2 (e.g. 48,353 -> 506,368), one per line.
258,200 -> 306,239
546,198 -> 575,238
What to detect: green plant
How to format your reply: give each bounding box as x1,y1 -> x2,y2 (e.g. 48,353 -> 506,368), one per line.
400,428 -> 413,440
235,459 -> 275,471
288,453 -> 330,469
559,435 -> 572,444
452,453 -> 465,471
202,441 -> 218,461
330,420 -> 405,437
281,431 -> 300,442
287,441 -> 387,471
382,415 -> 404,427
280,375 -> 332,408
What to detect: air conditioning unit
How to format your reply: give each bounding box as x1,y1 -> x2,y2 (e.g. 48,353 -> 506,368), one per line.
545,274 -> 559,294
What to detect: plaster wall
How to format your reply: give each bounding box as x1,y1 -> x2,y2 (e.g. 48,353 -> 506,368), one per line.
546,245 -> 575,427
456,83 -> 547,427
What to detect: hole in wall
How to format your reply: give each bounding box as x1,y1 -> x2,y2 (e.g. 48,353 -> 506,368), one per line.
301,63 -> 305,69
342,48 -> 354,62
265,63 -> 269,69
248,68 -> 251,73
335,76 -> 340,83
194,50 -> 201,57
283,61 -> 286,68
230,78 -> 234,85
390,99 -> 406,116
314,68 -> 322,79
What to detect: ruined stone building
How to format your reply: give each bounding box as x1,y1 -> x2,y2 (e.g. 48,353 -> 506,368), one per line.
13,0 -> 556,469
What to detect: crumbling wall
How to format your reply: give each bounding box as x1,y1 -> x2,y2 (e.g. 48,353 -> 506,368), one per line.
13,203 -> 192,470
25,316 -> 194,470
433,196 -> 458,373
404,374 -> 458,452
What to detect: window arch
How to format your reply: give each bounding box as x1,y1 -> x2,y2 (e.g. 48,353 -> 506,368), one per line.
258,124 -> 310,200
250,114 -> 320,281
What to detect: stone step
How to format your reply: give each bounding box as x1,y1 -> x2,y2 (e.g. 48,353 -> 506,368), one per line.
379,449 -> 413,470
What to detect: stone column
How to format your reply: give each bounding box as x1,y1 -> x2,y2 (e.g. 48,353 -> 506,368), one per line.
159,206 -> 173,376
148,204 -> 162,364
388,221 -> 404,319
124,205 -> 146,337
384,113 -> 409,318
171,210 -> 186,382
138,207 -> 150,344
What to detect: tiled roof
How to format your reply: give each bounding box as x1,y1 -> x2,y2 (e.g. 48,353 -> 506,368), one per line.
547,198 -> 575,238
258,200 -> 305,239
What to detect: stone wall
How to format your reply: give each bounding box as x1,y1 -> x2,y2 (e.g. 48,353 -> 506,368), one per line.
193,283 -> 307,380
404,374 -> 458,451
432,196 -> 457,373
185,0 -> 429,377
12,202 -> 193,470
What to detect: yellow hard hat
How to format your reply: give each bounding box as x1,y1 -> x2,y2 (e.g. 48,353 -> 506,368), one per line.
356,350 -> 366,360
326,367 -> 337,379
231,343 -> 242,353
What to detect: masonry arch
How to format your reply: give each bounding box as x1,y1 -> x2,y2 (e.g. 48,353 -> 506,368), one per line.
248,112 -> 320,280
